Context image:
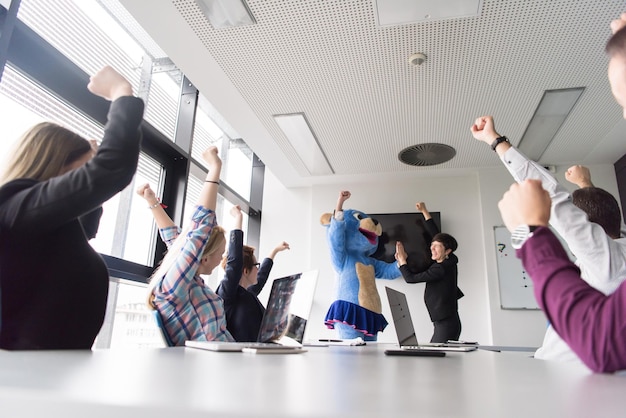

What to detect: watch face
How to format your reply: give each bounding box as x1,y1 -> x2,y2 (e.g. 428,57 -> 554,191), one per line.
511,224 -> 530,249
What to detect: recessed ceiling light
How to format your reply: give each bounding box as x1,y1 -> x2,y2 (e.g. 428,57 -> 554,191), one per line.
518,87 -> 585,160
273,113 -> 334,176
195,0 -> 256,29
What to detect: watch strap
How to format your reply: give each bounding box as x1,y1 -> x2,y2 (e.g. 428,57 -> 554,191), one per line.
491,136 -> 509,151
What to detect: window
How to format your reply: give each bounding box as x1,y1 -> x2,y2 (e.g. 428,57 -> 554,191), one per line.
193,92 -> 253,200
0,64 -> 102,153
17,0 -> 181,141
1,0 -> 265,350
95,279 -> 165,349
0,66 -> 163,267
89,153 -> 164,266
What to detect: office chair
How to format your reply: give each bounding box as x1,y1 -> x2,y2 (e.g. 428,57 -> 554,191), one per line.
151,310 -> 174,347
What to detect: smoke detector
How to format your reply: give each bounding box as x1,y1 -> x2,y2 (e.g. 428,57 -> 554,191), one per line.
409,53 -> 427,66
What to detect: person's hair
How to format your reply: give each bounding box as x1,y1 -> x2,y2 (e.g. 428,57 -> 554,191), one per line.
432,233 -> 458,253
202,225 -> 227,258
147,225 -> 226,309
606,25 -> 626,58
572,187 -> 621,239
219,244 -> 257,271
242,245 -> 257,272
0,122 -> 92,185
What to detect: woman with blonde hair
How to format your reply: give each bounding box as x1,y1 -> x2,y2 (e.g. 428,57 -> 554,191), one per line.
137,146 -> 232,345
0,66 -> 144,350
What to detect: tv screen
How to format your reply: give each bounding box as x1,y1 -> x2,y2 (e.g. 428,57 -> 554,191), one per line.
369,212 -> 441,273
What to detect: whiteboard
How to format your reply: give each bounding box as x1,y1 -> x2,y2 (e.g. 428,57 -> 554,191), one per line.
493,226 -> 574,310
493,226 -> 538,309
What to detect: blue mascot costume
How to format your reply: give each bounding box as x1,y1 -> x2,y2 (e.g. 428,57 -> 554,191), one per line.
320,191 -> 400,341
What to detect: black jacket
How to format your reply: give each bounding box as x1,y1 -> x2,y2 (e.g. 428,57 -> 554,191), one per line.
0,96 -> 144,349
399,219 -> 463,322
217,230 -> 273,342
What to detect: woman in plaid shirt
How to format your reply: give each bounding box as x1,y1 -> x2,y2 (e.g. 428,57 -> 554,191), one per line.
139,147 -> 233,345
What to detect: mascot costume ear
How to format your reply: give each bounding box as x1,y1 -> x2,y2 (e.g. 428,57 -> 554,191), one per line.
321,208 -> 400,341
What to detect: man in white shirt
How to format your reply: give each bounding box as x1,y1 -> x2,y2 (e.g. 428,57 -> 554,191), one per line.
470,116 -> 626,367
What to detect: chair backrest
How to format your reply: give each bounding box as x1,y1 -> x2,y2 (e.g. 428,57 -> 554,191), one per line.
151,310 -> 174,347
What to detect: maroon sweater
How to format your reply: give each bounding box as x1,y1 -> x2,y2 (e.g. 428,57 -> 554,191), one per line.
519,227 -> 626,373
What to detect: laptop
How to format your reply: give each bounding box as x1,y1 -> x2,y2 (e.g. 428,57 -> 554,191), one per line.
185,271 -> 318,352
384,287 -> 476,352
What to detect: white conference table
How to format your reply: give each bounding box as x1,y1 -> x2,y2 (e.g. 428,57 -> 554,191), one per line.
1,343 -> 625,418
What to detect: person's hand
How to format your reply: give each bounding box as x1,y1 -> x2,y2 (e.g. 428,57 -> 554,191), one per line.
336,190 -> 351,212
610,12 -> 626,34
136,183 -> 157,202
498,180 -> 551,233
87,66 -> 133,102
395,241 -> 408,265
230,205 -> 243,219
202,146 -> 222,171
274,241 -> 290,253
565,165 -> 593,188
470,116 -> 501,145
338,190 -> 351,203
415,202 -> 427,213
269,241 -> 290,259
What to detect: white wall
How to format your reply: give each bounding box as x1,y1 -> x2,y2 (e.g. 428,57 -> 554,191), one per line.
259,170 -> 490,344
258,161 -> 620,346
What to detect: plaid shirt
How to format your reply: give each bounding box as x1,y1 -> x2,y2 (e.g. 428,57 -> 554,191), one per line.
151,206 -> 233,344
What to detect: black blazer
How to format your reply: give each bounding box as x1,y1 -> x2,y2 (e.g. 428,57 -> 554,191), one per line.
399,219 -> 463,322
0,96 -> 144,349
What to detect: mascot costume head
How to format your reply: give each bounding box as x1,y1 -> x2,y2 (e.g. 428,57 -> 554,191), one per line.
321,191 -> 400,341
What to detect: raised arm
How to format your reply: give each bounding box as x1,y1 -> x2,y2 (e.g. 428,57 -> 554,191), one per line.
416,202 -> 432,220
136,183 -> 176,230
87,65 -> 133,101
230,204 -> 243,230
3,66 -> 143,233
416,202 -> 439,238
248,241 -> 291,295
470,115 -> 511,157
336,190 -> 351,213
220,205 -> 245,299
565,165 -> 594,189
471,115 -> 626,290
268,241 -> 290,260
199,148 -> 221,210
327,190 -> 351,268
151,147 -> 222,302
499,179 -> 626,373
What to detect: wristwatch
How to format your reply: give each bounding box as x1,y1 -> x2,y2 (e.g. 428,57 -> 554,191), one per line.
510,225 -> 539,249
491,136 -> 509,151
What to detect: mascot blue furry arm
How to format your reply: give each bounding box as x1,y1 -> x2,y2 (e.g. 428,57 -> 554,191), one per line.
320,191 -> 400,341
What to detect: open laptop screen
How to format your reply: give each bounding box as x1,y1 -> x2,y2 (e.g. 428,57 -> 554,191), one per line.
284,270 -> 318,343
385,286 -> 419,346
257,273 -> 301,343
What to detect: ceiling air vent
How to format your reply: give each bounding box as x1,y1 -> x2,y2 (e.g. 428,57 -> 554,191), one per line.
398,143 -> 456,166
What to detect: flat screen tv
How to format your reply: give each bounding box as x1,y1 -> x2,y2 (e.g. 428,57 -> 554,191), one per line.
369,212 -> 441,273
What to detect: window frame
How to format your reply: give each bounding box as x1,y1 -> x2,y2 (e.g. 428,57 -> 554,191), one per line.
0,4 -> 264,281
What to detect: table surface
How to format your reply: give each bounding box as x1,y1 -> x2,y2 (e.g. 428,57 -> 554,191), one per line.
1,343 -> 625,418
